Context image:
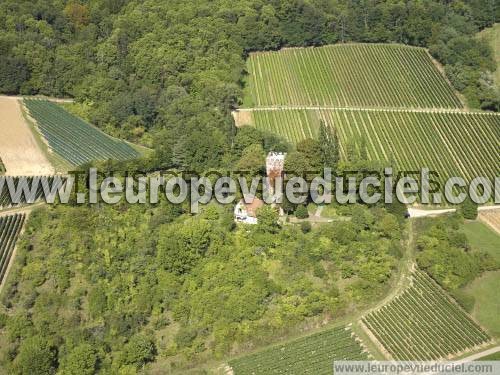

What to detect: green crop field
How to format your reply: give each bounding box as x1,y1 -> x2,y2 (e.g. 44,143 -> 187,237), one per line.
0,213 -> 26,285
244,44 -> 463,109
362,269 -> 491,360
229,325 -> 368,374
24,99 -> 140,167
0,176 -> 61,209
249,108 -> 500,182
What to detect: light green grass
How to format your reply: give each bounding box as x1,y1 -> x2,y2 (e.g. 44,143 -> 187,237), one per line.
461,221 -> 500,338
463,221 -> 500,262
476,351 -> 500,360
463,271 -> 500,338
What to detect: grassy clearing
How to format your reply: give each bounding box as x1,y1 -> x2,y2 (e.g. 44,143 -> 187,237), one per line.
462,221 -> 500,262
459,221 -> 500,338
244,44 -> 462,109
476,351 -> 500,360
463,271 -> 500,338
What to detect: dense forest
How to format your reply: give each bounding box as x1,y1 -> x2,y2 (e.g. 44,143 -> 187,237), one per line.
0,0 -> 498,172
0,200 -> 404,373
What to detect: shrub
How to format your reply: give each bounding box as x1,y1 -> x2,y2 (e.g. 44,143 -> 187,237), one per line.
295,205 -> 309,219
460,197 -> 478,220
300,221 -> 312,233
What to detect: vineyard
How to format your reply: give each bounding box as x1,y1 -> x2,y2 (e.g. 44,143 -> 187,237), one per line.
0,176 -> 61,209
0,158 -> 5,175
0,213 -> 26,285
24,99 -> 140,166
229,325 -> 369,374
250,108 -> 500,182
362,269 -> 491,360
244,44 -> 462,109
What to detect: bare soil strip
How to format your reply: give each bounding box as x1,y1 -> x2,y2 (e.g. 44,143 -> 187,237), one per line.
479,210 -> 500,234
0,96 -> 54,176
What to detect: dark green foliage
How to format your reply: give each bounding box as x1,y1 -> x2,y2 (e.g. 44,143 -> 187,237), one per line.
318,121 -> 340,169
59,343 -> 97,375
415,215 -> 499,290
0,0 -> 495,175
256,205 -> 280,233
0,312 -> 7,329
300,221 -> 312,233
460,197 -> 478,220
12,335 -> 56,375
0,56 -> 29,94
294,204 -> 309,219
0,203 -> 403,371
234,127 -> 289,158
122,334 -> 156,368
429,16 -> 499,110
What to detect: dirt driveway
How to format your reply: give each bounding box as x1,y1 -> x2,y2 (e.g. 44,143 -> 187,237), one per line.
0,96 -> 54,176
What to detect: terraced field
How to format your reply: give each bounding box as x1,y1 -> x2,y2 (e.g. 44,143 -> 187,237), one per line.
24,99 -> 140,166
229,325 -> 368,375
362,269 -> 491,360
244,44 -> 462,109
250,108 -> 500,182
0,213 -> 26,285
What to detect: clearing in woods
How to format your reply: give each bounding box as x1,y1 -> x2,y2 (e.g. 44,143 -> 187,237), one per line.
0,96 -> 54,176
460,221 -> 500,337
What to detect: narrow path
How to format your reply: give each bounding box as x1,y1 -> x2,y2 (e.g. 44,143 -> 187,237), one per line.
408,207 -> 456,218
1,95 -> 74,103
408,205 -> 500,218
0,202 -> 45,217
455,345 -> 500,362
236,106 -> 498,115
